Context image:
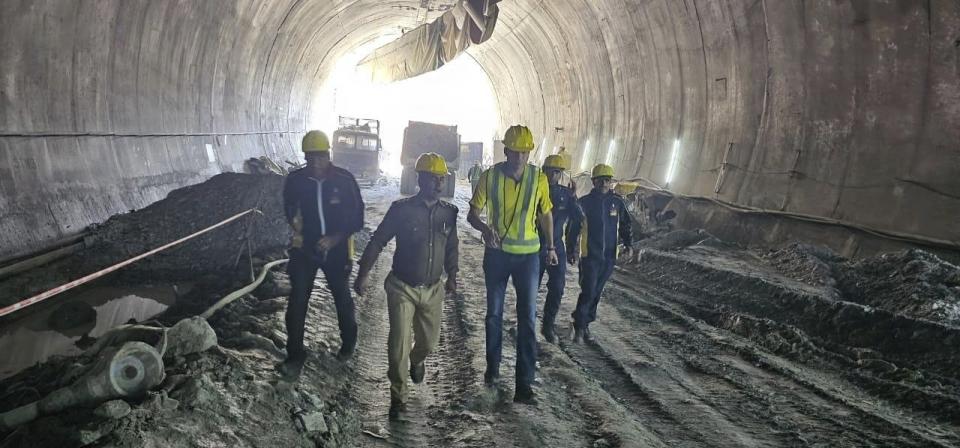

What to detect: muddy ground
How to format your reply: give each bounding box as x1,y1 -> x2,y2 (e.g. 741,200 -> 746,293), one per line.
2,177 -> 959,447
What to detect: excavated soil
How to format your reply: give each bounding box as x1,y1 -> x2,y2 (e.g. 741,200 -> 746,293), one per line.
2,179 -> 959,447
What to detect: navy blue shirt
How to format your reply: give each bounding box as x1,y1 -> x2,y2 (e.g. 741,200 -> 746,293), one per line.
539,183 -> 583,254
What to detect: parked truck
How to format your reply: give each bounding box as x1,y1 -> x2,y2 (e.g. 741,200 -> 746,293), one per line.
400,121 -> 460,197
331,116 -> 381,179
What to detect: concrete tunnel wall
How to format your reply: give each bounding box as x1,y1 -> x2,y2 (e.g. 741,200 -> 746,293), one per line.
1,0 -> 958,260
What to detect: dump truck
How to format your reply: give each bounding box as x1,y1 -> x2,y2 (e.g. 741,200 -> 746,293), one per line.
331,116 -> 381,179
459,142 -> 484,176
400,121 -> 460,197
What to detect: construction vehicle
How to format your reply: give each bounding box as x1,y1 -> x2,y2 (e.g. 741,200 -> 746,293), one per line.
331,116 -> 382,179
400,121 -> 460,197
459,142 -> 484,176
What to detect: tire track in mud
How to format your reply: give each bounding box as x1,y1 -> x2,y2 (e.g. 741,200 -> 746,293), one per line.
603,271 -> 960,447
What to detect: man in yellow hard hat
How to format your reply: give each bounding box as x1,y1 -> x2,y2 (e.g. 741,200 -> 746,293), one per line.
538,154 -> 583,344
467,125 -> 556,405
279,130 -> 364,378
354,153 -> 459,419
566,164 -> 633,345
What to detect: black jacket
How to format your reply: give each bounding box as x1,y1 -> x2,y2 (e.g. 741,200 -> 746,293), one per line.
567,189 -> 632,260
283,166 -> 364,258
539,184 -> 583,254
359,196 -> 459,287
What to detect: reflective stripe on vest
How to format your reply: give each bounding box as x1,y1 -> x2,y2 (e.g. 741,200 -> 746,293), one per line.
488,163 -> 541,254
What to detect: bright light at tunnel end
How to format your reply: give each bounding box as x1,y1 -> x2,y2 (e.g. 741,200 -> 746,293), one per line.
665,139 -> 681,186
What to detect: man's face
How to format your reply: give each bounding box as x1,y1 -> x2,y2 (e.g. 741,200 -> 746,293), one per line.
545,168 -> 563,185
504,148 -> 529,168
305,152 -> 331,172
418,172 -> 445,198
593,176 -> 614,193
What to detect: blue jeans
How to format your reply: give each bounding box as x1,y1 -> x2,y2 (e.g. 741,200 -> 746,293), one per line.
538,246 -> 567,329
483,248 -> 540,389
572,257 -> 615,329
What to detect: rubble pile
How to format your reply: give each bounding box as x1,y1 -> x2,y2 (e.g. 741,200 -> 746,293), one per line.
765,245 -> 960,326
84,172 -> 291,281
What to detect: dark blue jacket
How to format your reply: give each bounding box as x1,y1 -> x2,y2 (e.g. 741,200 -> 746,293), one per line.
283,166 -> 364,257
567,189 -> 632,260
539,184 -> 583,254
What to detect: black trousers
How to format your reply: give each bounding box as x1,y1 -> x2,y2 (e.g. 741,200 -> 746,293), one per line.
285,248 -> 357,360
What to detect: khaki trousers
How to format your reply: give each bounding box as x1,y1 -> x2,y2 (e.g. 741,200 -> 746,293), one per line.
385,272 -> 444,403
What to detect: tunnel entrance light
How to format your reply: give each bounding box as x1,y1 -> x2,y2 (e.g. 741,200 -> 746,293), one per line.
605,139 -> 616,165
665,139 -> 681,186
580,139 -> 592,171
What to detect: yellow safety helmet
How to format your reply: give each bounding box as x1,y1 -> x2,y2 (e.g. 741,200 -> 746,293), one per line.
542,154 -> 569,171
302,130 -> 331,153
415,152 -> 449,176
502,125 -> 535,152
592,163 -> 615,179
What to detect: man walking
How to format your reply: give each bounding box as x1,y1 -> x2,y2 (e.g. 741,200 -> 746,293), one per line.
279,130 -> 364,378
354,153 -> 459,419
468,160 -> 483,193
467,125 -> 556,404
538,155 -> 583,344
567,164 -> 632,345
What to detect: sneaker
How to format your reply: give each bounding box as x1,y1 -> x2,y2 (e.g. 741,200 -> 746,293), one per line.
583,327 -> 595,343
513,387 -> 537,405
410,362 -> 425,384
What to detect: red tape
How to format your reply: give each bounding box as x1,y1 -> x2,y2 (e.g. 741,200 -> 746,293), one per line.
0,209 -> 257,318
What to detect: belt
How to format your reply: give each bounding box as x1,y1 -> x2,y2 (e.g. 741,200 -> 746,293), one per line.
391,271 -> 442,289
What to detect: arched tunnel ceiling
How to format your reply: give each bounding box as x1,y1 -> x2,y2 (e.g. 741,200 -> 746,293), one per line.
0,0 -> 958,259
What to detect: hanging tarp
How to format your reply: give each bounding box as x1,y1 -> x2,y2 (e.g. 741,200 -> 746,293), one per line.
358,0 -> 500,83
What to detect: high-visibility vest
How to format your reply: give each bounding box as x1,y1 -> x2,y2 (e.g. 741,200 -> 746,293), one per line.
487,163 -> 541,254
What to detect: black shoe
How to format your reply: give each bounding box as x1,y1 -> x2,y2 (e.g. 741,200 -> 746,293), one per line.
483,369 -> 499,387
583,327 -> 595,343
388,401 -> 406,420
336,345 -> 355,361
410,362 -> 425,384
276,357 -> 305,379
541,324 -> 557,344
513,387 -> 537,405
572,328 -> 585,344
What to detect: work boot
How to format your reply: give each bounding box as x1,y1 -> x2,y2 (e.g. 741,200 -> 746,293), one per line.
583,326 -> 595,344
541,323 -> 557,344
483,367 -> 499,388
336,344 -> 355,361
513,386 -> 537,405
276,357 -> 305,380
388,400 -> 406,420
410,362 -> 425,384
572,328 -> 585,344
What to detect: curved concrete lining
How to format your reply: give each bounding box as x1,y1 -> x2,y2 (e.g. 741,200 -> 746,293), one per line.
1,0 -> 958,258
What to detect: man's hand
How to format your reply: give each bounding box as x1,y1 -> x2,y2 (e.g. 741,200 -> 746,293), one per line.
481,226 -> 501,249
445,274 -> 457,294
545,249 -> 559,266
317,233 -> 345,252
353,273 -> 369,296
568,251 -> 580,265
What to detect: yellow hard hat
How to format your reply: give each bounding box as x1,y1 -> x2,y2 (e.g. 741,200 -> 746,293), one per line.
415,152 -> 449,176
614,181 -> 639,196
592,164 -> 615,178
503,125 -> 535,152
302,130 -> 330,153
542,154 -> 569,171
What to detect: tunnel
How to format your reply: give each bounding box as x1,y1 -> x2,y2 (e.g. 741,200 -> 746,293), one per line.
1,1 -> 960,446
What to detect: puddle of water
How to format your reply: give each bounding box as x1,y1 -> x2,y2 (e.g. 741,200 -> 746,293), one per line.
0,284 -> 185,380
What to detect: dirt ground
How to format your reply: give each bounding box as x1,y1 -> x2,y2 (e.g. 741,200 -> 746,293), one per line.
2,177 -> 959,447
